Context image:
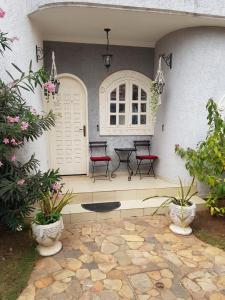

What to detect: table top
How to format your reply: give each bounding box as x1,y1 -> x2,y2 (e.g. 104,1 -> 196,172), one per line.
114,147 -> 136,152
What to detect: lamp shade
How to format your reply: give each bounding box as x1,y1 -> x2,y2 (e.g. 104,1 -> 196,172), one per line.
103,54 -> 113,69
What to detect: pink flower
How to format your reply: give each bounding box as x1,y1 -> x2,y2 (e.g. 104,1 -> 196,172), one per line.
3,138 -> 9,144
11,138 -> 17,146
11,154 -> 16,162
21,121 -> 29,130
43,81 -> 56,93
14,116 -> 20,123
30,107 -> 37,115
175,144 -> 180,149
6,116 -> 20,123
0,8 -> 5,18
17,179 -> 25,186
0,161 -> 3,167
7,116 -> 15,123
52,182 -> 62,191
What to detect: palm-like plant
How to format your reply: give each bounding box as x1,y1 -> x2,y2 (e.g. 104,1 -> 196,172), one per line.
33,188 -> 73,225
143,177 -> 197,215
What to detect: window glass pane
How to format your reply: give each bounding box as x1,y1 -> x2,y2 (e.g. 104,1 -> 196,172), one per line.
119,84 -> 125,101
132,115 -> 138,125
110,115 -> 116,125
119,115 -> 125,125
119,103 -> 125,113
141,103 -> 146,112
132,103 -> 138,113
110,89 -> 116,101
141,89 -> 147,101
140,115 -> 146,124
132,84 -> 138,100
110,103 -> 116,113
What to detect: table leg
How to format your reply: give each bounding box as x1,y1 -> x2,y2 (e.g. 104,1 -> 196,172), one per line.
127,150 -> 134,181
111,150 -> 121,178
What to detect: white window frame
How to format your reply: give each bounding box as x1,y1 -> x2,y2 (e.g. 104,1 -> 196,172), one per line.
99,70 -> 155,136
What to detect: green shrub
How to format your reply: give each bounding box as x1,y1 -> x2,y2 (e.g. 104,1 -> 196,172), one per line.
175,99 -> 225,216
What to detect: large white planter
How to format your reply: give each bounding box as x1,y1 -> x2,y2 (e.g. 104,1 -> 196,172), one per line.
169,202 -> 196,235
32,217 -> 64,256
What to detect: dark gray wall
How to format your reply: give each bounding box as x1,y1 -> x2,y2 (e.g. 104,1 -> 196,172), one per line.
44,41 -> 154,169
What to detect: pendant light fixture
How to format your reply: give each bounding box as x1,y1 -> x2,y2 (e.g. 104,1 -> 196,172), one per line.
102,28 -> 113,70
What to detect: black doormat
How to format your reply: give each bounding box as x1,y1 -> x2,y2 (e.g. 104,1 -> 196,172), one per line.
81,202 -> 121,212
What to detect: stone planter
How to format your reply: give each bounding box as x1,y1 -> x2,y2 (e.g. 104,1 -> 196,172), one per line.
169,202 -> 196,235
32,217 -> 64,256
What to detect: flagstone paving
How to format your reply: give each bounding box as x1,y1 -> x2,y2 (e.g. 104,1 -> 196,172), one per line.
18,216 -> 225,300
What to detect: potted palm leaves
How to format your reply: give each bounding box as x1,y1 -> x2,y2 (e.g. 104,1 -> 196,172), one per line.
32,183 -> 73,256
144,178 -> 197,235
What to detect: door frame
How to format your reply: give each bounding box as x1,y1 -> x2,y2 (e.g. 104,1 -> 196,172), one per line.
46,73 -> 89,175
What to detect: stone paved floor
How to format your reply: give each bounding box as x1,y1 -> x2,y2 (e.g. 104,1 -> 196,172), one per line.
19,216 -> 225,300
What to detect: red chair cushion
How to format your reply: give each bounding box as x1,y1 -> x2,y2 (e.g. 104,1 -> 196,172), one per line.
136,155 -> 158,160
90,156 -> 111,161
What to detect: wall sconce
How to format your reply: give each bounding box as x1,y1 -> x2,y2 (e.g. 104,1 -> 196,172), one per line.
159,53 -> 172,69
102,28 -> 113,70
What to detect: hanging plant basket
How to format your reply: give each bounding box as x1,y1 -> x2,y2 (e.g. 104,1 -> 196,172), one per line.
43,51 -> 60,101
150,56 -> 165,115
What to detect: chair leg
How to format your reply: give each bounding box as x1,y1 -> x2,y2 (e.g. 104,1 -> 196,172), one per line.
92,161 -> 96,183
152,160 -> 156,178
135,160 -> 140,177
148,159 -> 156,178
135,160 -> 142,179
105,161 -> 111,181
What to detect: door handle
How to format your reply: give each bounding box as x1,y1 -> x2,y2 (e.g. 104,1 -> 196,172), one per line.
79,125 -> 86,137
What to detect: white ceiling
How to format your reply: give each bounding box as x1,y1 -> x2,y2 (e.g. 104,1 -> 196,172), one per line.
30,5 -> 225,47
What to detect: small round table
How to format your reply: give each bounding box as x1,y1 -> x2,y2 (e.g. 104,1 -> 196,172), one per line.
111,148 -> 136,181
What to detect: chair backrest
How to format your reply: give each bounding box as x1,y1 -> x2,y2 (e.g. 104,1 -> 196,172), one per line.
134,140 -> 151,155
89,141 -> 107,157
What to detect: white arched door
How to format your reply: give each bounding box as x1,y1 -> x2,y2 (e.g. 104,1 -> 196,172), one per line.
47,74 -> 88,175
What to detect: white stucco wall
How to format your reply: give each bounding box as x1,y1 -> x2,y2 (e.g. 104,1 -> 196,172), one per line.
30,0 -> 225,18
0,0 -> 49,171
152,27 -> 225,195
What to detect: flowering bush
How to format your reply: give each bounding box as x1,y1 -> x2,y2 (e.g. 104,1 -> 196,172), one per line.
0,8 -> 61,230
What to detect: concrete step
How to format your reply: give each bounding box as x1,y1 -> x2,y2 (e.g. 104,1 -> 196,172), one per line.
62,196 -> 206,224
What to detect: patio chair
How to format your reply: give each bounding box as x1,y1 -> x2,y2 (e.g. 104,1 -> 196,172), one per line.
89,141 -> 111,182
134,140 -> 159,179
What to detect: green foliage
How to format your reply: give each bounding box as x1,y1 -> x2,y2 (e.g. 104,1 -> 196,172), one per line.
175,99 -> 225,216
0,30 -> 60,230
0,157 -> 61,230
0,31 -> 11,55
33,189 -> 73,225
143,177 -> 197,215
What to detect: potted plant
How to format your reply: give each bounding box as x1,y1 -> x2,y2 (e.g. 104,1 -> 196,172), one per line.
32,183 -> 73,256
144,177 -> 197,235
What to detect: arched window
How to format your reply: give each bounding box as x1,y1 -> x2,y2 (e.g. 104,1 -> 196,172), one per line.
99,70 -> 154,135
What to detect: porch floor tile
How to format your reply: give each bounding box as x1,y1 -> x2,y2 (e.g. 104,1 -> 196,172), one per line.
19,215 -> 225,300
61,174 -> 179,193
